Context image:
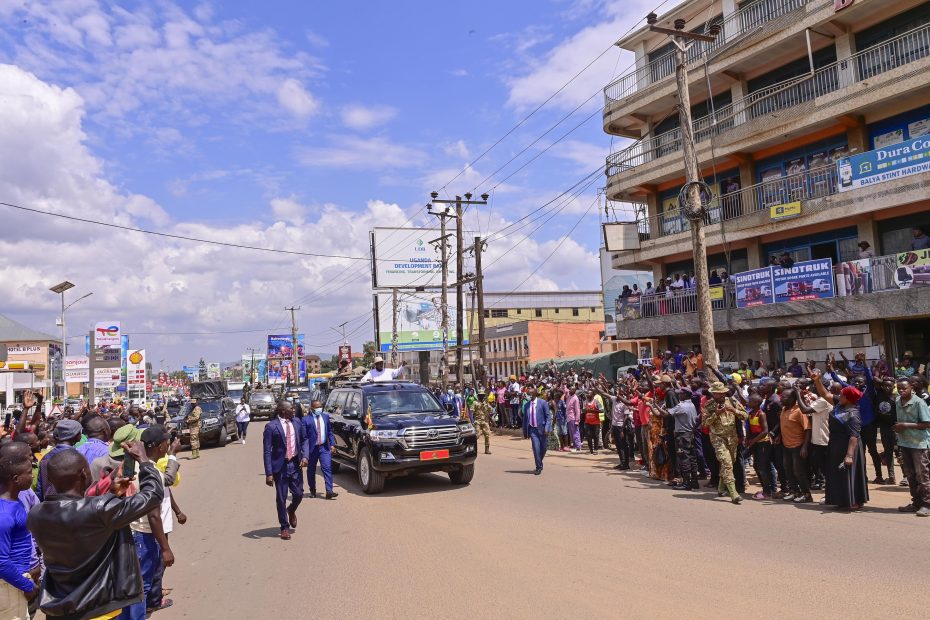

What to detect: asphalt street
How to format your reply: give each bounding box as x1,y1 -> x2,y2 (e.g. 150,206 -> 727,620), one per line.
151,430 -> 929,619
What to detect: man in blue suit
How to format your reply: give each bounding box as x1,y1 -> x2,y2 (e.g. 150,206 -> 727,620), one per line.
522,387 -> 552,475
303,399 -> 338,500
263,400 -> 308,540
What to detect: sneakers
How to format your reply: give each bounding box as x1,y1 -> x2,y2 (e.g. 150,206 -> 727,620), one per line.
917,507 -> 930,517
793,493 -> 813,504
570,449 -> 579,454
900,479 -> 909,487
899,504 -> 919,513
872,477 -> 885,485
782,493 -> 796,502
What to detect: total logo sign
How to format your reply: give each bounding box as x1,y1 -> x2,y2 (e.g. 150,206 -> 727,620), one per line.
94,321 -> 121,347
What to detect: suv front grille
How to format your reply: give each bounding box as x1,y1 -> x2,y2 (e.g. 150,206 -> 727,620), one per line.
404,425 -> 459,448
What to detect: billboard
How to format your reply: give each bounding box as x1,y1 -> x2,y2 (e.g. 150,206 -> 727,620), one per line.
267,359 -> 306,384
372,227 -> 453,288
94,321 -> 121,347
773,259 -> 835,302
895,249 -> 930,288
118,335 -> 129,393
127,349 -> 146,387
267,335 -> 305,359
338,345 -> 352,364
64,355 -> 89,383
600,248 -> 651,333
242,354 -> 267,383
733,267 -> 774,308
837,136 -> 930,192
182,365 -> 198,381
207,362 -> 221,379
376,290 -> 465,352
94,367 -> 121,389
837,259 -> 874,296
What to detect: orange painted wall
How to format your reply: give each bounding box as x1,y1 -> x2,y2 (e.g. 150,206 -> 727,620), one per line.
527,322 -> 602,362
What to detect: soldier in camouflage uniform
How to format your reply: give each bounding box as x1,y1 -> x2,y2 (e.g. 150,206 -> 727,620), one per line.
702,381 -> 747,504
186,398 -> 203,459
472,391 -> 493,455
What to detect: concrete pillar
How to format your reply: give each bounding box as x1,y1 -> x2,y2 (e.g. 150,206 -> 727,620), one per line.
650,262 -> 665,287
856,216 -> 879,254
834,28 -> 856,88
846,116 -> 868,155
745,237 -> 763,270
721,0 -> 739,42
634,41 -> 649,91
645,190 -> 660,235
731,79 -> 748,128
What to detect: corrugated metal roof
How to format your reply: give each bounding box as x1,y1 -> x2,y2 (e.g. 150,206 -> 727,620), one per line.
0,315 -> 57,343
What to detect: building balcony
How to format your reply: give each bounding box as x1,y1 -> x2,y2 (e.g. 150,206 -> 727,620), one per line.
614,256 -> 930,340
604,0 -> 819,137
606,20 -> 930,197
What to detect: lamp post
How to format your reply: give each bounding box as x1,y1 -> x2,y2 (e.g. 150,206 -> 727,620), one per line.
49,281 -> 93,399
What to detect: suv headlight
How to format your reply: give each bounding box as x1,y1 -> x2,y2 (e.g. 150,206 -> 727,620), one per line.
458,422 -> 476,437
369,429 -> 402,442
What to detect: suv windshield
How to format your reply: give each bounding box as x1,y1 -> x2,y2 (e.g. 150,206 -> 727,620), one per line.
366,390 -> 445,417
251,393 -> 274,403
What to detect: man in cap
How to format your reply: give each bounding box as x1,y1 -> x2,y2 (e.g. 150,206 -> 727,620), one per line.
472,389 -> 494,455
185,398 -> 202,459
361,357 -> 407,382
702,381 -> 748,504
91,424 -> 140,482
36,419 -> 83,501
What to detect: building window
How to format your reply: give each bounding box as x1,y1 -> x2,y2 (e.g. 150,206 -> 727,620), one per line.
483,310 -> 490,318
534,308 -> 542,318
572,308 -> 579,317
490,309 -> 507,318
591,307 -> 597,312
554,308 -> 560,314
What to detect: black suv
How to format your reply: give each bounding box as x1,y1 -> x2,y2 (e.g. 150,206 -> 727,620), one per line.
249,390 -> 276,420
172,398 -> 238,447
325,381 -> 478,494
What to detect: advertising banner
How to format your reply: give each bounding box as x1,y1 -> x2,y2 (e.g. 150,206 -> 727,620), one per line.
773,259 -> 835,302
733,267 -> 774,308
94,321 -> 121,348
267,335 -> 305,359
242,354 -> 267,383
64,355 -> 89,383
372,227 -> 452,288
895,249 -> 930,288
837,136 -> 930,192
376,291 -> 465,352
837,259 -> 874,296
6,344 -> 41,356
182,365 -> 198,381
338,345 -> 352,363
94,367 -> 121,389
267,359 -> 306,384
769,201 -> 801,220
127,349 -> 146,387
207,362 -> 221,379
118,335 -> 129,393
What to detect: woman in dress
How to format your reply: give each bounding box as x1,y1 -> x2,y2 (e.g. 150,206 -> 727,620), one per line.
813,371 -> 869,511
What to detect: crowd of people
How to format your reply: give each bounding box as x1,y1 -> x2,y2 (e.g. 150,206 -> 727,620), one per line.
0,390 -> 185,619
454,348 -> 930,514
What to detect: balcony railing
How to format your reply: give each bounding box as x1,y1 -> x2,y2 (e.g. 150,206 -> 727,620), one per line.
606,21 -> 930,180
604,0 -> 811,106
618,252 -> 912,323
631,164 -> 837,241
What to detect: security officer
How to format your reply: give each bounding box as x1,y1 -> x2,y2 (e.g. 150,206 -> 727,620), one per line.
702,381 -> 747,504
186,397 -> 203,459
472,390 -> 494,455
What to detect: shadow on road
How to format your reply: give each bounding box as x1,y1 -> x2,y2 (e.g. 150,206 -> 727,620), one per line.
504,470 -> 536,475
241,527 -> 284,539
333,470 -> 471,498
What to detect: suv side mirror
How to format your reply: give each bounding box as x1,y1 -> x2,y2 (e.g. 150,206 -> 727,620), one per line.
344,408 -> 359,419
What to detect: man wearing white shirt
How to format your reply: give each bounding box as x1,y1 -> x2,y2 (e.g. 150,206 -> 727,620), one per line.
361,357 -> 407,382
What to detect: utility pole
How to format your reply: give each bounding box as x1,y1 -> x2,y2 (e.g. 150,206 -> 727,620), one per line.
246,347 -> 258,385
647,13 -> 720,366
430,192 -> 488,387
391,288 -> 399,367
285,306 -> 300,387
427,193 -> 454,390
473,235 -> 488,387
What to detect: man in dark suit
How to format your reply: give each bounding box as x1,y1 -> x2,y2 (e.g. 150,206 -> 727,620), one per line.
303,399 -> 338,500
522,387 -> 552,475
263,400 -> 308,540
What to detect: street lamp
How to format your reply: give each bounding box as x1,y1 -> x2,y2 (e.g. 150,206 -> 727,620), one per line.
49,281 -> 93,399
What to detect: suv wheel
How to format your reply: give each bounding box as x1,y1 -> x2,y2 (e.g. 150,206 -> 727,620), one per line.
358,447 -> 385,494
449,464 -> 474,485
216,426 -> 227,447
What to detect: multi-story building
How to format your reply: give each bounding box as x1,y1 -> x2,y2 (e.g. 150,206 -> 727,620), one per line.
471,291 -> 604,329
603,0 -> 930,366
0,314 -> 59,405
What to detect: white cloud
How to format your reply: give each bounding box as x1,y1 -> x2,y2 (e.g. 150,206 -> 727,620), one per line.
340,104 -> 397,130
549,138 -> 607,170
269,197 -> 308,223
277,78 -> 320,118
442,139 -> 471,160
297,136 -> 427,170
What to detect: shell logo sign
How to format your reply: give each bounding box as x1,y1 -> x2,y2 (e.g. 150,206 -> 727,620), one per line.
129,350 -> 144,365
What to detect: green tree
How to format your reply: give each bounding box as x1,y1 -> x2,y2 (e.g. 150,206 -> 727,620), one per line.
198,358 -> 207,381
320,355 -> 339,373
361,341 -> 377,368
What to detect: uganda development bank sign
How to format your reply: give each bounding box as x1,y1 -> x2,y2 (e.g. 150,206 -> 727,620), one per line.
372,227 -> 456,288
837,137 -> 930,192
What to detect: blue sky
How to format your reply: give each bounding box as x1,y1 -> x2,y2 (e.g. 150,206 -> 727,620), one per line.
0,0 -> 666,366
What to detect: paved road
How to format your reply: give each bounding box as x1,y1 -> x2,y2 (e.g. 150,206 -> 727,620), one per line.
155,430 -> 929,619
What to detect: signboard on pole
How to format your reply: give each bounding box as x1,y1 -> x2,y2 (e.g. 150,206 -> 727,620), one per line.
118,335 -> 129,393
267,335 -> 305,359
127,349 -> 146,387
94,367 -> 121,388
182,366 -> 198,381
242,354 -> 267,383
733,267 -> 775,308
837,136 -> 930,192
371,227 -> 452,288
773,259 -> 835,302
64,356 -> 89,383
338,345 -> 352,364
207,362 -> 221,379
375,291 -> 465,352
94,321 -> 121,347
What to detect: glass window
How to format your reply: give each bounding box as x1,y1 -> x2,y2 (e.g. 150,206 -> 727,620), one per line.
572,308 -> 580,317
491,309 -> 507,318
346,392 -> 361,415
534,308 -> 543,318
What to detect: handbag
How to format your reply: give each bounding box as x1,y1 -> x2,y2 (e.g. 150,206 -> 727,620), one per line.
653,441 -> 668,466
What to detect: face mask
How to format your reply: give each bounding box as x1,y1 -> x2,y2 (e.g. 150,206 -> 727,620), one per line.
313,408 -> 323,415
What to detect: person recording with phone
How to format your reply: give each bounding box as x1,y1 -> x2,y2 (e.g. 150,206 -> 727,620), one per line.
27,438 -> 164,619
